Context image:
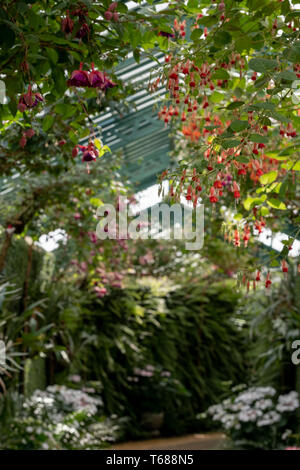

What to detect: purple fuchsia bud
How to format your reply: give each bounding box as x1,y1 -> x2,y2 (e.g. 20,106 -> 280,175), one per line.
61,10 -> 74,34
67,63 -> 90,87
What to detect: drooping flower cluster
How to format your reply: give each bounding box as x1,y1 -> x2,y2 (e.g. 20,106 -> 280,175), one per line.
18,85 -> 44,112
61,6 -> 90,39
67,63 -> 116,90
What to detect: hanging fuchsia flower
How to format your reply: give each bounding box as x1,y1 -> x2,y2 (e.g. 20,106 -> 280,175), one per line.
6,224 -> 15,235
18,85 -> 44,112
61,10 -> 74,34
89,63 -> 106,88
76,22 -> 90,39
68,63 -> 116,90
67,63 -> 90,87
75,142 -> 99,163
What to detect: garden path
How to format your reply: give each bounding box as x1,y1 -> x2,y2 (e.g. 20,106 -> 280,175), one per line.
111,432 -> 226,450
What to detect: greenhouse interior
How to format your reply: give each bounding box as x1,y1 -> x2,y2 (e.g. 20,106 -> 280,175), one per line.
0,0 -> 300,453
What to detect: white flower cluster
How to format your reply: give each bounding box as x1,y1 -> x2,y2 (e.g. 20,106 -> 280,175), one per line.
24,385 -> 103,421
205,386 -> 299,433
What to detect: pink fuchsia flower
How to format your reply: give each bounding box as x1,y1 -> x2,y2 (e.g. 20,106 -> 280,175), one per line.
61,10 -> 74,34
88,231 -> 97,243
74,212 -> 81,220
94,286 -> 107,298
67,63 -> 90,87
18,85 -> 44,112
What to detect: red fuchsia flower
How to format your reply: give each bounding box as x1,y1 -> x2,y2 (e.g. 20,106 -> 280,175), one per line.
61,10 -> 74,34
265,272 -> 272,288
18,85 -> 44,112
281,259 -> 288,273
6,224 -> 15,235
209,187 -> 218,203
255,270 -> 261,281
243,225 -> 251,247
72,146 -> 79,158
67,63 -> 90,87
234,229 -> 240,247
233,181 -> 240,199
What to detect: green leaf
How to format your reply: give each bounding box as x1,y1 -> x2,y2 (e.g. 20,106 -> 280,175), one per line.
277,71 -> 298,81
249,58 -> 278,73
227,101 -> 244,110
248,134 -> 268,143
190,29 -> 202,41
212,69 -> 230,80
229,120 -> 249,132
259,171 -> 278,185
210,91 -> 224,103
221,139 -> 241,149
42,115 -> 54,132
281,160 -> 300,171
267,198 -> 287,210
94,138 -> 102,150
243,195 -> 267,210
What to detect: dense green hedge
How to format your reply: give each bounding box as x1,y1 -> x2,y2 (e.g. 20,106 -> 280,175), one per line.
55,280 -> 246,437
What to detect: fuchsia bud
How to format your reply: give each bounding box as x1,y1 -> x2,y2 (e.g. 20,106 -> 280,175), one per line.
104,11 -> 113,20
24,128 -> 35,138
61,10 -> 74,34
72,146 -> 79,158
108,2 -> 118,11
19,135 -> 27,148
